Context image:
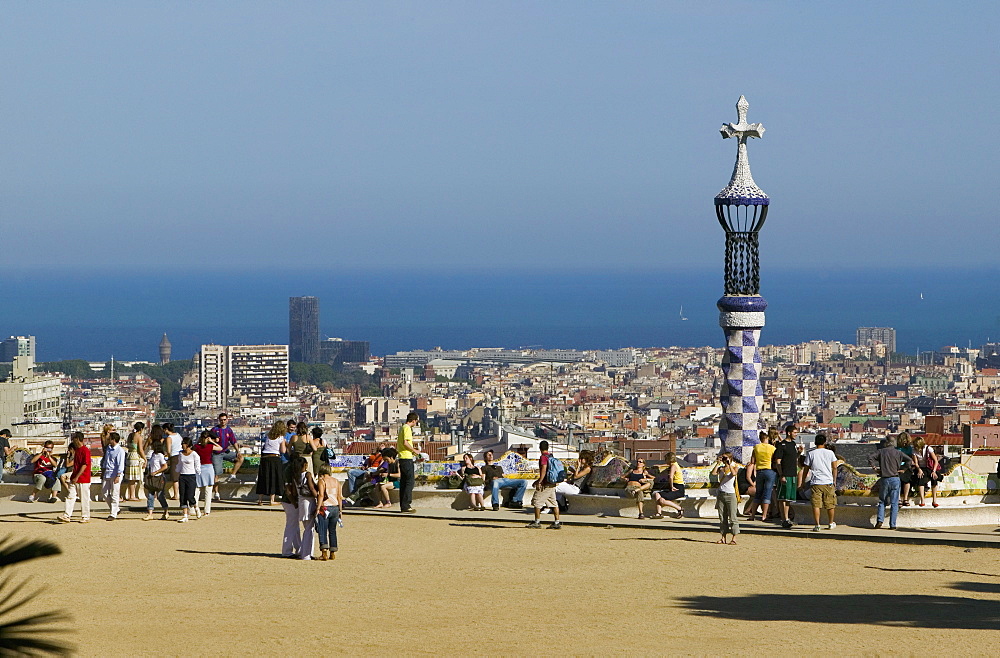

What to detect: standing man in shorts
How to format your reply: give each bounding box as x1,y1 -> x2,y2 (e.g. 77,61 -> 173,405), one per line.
799,434 -> 840,532
527,440 -> 561,530
772,426 -> 800,529
210,413 -> 244,499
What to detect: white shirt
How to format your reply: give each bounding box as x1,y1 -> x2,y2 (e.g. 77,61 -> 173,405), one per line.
803,447 -> 838,485
177,451 -> 201,475
147,452 -> 167,475
168,433 -> 183,457
262,436 -> 283,455
718,470 -> 736,494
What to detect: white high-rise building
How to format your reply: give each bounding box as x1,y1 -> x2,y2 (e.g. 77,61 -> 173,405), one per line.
198,344 -> 289,408
199,345 -> 227,407
0,357 -> 63,437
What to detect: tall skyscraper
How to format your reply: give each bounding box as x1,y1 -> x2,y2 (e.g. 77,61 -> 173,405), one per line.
856,327 -> 896,355
289,296 -> 320,364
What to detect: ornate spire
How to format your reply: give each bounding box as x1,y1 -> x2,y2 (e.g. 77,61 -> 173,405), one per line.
715,96 -> 768,206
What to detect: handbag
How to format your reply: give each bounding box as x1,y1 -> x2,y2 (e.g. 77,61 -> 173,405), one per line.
145,474 -> 165,492
284,481 -> 299,505
465,475 -> 484,487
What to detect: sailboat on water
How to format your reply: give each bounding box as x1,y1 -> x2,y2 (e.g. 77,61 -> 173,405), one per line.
679,305 -> 688,321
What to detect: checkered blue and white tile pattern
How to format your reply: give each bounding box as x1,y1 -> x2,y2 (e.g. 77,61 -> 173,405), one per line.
718,326 -> 764,456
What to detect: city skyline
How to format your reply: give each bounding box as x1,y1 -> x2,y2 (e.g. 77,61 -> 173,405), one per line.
2,3 -> 998,270
3,264 -> 999,363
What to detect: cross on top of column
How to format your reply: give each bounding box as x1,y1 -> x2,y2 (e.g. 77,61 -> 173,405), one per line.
715,95 -> 768,206
720,95 -> 765,141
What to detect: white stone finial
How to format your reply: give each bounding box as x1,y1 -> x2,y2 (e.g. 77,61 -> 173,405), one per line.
720,95 -> 765,141
736,95 -> 749,124
716,95 -> 768,205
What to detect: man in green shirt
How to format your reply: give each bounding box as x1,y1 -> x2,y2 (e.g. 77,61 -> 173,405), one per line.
396,413 -> 420,513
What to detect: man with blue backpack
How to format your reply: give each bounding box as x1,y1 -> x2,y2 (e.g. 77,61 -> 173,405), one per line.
527,440 -> 563,530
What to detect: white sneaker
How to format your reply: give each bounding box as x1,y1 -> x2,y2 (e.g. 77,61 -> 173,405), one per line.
27,495 -> 35,503
178,516 -> 189,523
827,522 -> 837,530
812,525 -> 821,532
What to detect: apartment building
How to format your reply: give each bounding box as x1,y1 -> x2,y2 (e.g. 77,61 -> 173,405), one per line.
198,344 -> 289,408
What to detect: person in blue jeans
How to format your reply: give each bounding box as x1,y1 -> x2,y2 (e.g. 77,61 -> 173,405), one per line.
750,432 -> 777,522
315,464 -> 342,561
869,436 -> 915,530
481,450 -> 527,511
347,444 -> 386,493
877,475 -> 901,529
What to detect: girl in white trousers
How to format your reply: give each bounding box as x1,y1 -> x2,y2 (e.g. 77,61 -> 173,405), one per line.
295,459 -> 318,560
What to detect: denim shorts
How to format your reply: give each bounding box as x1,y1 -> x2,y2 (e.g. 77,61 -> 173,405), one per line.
755,469 -> 777,503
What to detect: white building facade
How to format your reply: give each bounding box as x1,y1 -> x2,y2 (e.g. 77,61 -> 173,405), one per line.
198,344 -> 289,409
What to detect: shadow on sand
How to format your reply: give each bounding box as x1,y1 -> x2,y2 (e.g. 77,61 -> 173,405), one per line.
177,549 -> 288,559
0,512 -> 66,524
864,566 -> 1000,578
677,589 -> 1000,630
609,536 -> 704,543
949,581 -> 1000,595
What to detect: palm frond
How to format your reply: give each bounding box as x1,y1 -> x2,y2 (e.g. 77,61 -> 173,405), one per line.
0,536 -> 73,655
0,610 -> 73,655
0,537 -> 61,568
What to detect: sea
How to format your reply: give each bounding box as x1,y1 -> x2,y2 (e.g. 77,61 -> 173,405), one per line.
4,266 -> 999,362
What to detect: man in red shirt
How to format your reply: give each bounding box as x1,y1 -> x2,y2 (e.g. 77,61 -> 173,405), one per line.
59,432 -> 92,523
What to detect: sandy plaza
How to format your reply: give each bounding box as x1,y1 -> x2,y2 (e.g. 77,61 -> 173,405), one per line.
5,503 -> 1000,656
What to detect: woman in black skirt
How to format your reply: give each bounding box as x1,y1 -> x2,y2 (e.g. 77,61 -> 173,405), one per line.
256,420 -> 287,505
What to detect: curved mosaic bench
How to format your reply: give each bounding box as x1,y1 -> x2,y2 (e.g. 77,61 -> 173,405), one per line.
836,463 -> 992,498
8,446 -> 987,500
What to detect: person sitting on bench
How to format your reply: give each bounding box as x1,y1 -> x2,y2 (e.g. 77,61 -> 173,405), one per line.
482,450 -> 527,511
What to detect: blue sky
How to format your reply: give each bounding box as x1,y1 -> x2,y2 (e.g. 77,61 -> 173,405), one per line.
3,2 -> 997,270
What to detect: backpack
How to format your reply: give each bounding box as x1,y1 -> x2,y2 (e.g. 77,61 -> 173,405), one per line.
545,455 -> 566,484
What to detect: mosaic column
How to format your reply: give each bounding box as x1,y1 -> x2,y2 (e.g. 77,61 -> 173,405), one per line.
714,96 -> 770,459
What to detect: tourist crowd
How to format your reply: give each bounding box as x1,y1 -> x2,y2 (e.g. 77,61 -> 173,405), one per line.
17,410 -> 950,553
23,413 -> 344,560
